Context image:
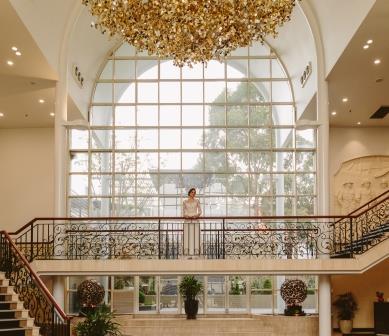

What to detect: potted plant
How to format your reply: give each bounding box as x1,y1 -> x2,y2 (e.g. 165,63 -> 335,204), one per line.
75,304 -> 122,336
333,292 -> 358,334
179,275 -> 203,319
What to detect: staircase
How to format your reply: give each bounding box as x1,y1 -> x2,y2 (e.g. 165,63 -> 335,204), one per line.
0,273 -> 39,336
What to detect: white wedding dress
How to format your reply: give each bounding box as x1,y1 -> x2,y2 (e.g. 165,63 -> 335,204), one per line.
182,198 -> 202,256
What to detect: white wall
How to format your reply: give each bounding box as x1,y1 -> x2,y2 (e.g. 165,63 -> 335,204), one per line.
0,128 -> 54,232
329,127 -> 389,211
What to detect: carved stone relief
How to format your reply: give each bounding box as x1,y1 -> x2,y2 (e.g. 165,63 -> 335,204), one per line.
333,156 -> 389,215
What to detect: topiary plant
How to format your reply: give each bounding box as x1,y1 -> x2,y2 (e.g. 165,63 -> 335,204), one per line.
333,292 -> 358,320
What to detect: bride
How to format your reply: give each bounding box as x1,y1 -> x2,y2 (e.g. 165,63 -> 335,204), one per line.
182,188 -> 202,256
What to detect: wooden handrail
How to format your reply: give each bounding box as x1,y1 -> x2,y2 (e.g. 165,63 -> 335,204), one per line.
0,230 -> 69,321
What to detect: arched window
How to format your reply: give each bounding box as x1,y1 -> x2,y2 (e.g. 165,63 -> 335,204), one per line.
68,43 -> 316,217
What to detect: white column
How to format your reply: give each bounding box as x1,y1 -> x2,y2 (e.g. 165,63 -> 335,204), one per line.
54,78 -> 68,217
319,275 -> 332,336
52,275 -> 65,310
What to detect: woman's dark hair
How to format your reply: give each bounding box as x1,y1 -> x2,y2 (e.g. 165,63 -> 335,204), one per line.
188,188 -> 196,196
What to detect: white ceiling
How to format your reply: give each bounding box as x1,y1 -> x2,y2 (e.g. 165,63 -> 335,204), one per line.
0,0 -> 388,129
328,0 -> 389,127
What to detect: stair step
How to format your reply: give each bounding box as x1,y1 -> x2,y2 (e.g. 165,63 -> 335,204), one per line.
0,327 -> 39,336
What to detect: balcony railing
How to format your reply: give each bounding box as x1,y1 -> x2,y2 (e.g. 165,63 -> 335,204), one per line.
10,189 -> 389,261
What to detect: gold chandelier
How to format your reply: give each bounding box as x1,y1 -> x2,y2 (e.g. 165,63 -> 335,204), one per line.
82,0 -> 297,67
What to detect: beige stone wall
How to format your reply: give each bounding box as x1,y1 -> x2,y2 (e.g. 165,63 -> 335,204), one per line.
331,258 -> 389,328
0,128 -> 54,232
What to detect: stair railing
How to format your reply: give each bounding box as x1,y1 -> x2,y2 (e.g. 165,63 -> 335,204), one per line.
0,230 -> 70,336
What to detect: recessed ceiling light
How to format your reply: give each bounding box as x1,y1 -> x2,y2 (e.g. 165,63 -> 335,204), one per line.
50,112 -> 55,117
0,112 -> 4,117
15,51 -> 21,56
331,111 -> 337,116
11,46 -> 18,51
367,39 -> 373,44
363,45 -> 369,50
7,60 -> 14,66
39,99 -> 45,103
342,97 -> 348,103
374,59 -> 381,65
357,122 -> 361,125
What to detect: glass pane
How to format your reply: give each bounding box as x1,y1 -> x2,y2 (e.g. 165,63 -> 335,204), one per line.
182,63 -> 203,79
137,174 -> 157,195
160,61 -> 180,79
227,153 -> 248,172
159,174 -> 181,195
137,197 -> 158,216
91,175 -> 112,196
114,197 -> 136,216
160,82 -> 180,103
250,152 -> 272,172
137,105 -> 158,126
182,152 -> 203,171
250,276 -> 273,314
204,60 -> 225,79
94,83 -> 112,103
137,129 -> 158,149
296,174 -> 315,195
227,105 -> 248,126
275,196 -> 294,215
227,82 -> 247,103
227,60 -> 248,79
70,153 -> 88,173
70,130 -> 88,150
114,60 -> 135,79
272,59 -> 286,78
113,276 -> 135,314
205,81 -> 225,103
204,129 -> 225,149
182,82 -> 203,103
115,130 -> 136,149
91,129 -> 112,149
91,152 -> 112,173
207,276 -> 225,312
69,198 -> 88,217
70,175 -> 88,196
138,83 -> 158,103
182,105 -> 203,126
249,106 -> 271,126
296,152 -> 315,172
272,105 -> 294,126
250,128 -> 271,149
204,174 -> 227,195
182,129 -> 203,149
160,276 -> 178,313
160,152 -> 181,170
227,174 -> 248,194
227,197 -> 249,215
230,46 -> 248,56
115,43 -> 136,57
182,174 -> 205,194
249,59 -> 270,78
205,105 -> 225,126
160,129 -> 180,149
249,174 -> 271,195
273,174 -> 294,195
137,60 -> 158,79
296,129 -> 316,148
116,156 -> 139,178
115,106 -> 135,126
137,152 -> 158,172
160,105 -> 180,126
90,106 -> 113,126
114,174 -> 135,195
204,152 -> 226,172
272,128 -> 294,148
227,129 -> 248,148
203,197 -> 226,215
229,276 -> 247,312
114,83 -> 135,103
139,276 -> 157,312
249,82 -> 270,102
272,81 -> 292,102
90,198 -> 112,216
297,196 -> 315,215
272,152 -> 294,172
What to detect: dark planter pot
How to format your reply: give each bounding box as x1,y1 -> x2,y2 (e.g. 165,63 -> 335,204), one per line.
184,299 -> 199,319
